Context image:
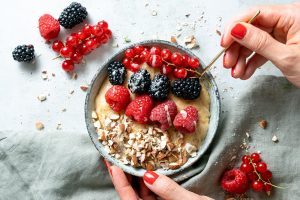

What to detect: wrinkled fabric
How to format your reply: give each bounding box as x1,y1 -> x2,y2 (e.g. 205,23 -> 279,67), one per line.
0,76 -> 299,200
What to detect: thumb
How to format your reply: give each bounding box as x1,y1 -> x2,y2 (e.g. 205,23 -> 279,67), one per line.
230,22 -> 287,65
143,171 -> 212,200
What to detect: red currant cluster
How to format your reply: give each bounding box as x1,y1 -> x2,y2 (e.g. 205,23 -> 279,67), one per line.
51,21 -> 112,72
122,45 -> 201,78
240,153 -> 274,195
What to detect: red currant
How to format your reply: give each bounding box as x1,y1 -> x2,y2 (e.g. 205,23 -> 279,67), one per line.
161,49 -> 172,61
257,162 -> 268,173
139,50 -> 150,62
85,39 -> 97,51
60,46 -> 73,58
125,49 -> 135,59
173,68 -> 187,78
77,31 -> 87,41
62,60 -> 74,72
83,24 -> 93,36
52,40 -> 64,53
133,45 -> 145,54
247,172 -> 259,181
92,26 -> 103,36
93,37 -> 102,48
160,64 -> 173,75
129,62 -> 140,72
99,34 -> 109,44
105,29 -> 112,39
188,57 -> 200,69
78,44 -> 90,55
261,170 -> 272,180
98,20 -> 108,30
150,46 -> 161,55
242,155 -> 250,164
171,52 -> 183,66
252,180 -> 264,191
240,163 -> 253,173
181,54 -> 190,68
66,35 -> 79,47
122,58 -> 131,68
263,183 -> 272,192
70,52 -> 83,64
251,153 -> 261,163
148,55 -> 163,68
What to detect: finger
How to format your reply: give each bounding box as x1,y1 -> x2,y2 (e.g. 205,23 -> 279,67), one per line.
232,47 -> 253,78
230,22 -> 288,65
110,166 -> 138,200
139,178 -> 156,200
240,54 -> 268,80
223,43 -> 240,68
143,171 -> 212,200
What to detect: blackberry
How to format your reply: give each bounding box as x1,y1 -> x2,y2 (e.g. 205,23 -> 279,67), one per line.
12,45 -> 35,63
107,61 -> 126,85
58,2 -> 88,29
171,78 -> 201,100
128,69 -> 151,94
148,74 -> 170,101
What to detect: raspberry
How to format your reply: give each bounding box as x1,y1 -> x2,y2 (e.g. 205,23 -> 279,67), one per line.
173,106 -> 198,134
125,95 -> 153,124
105,86 -> 131,112
150,100 -> 178,131
221,169 -> 249,194
38,14 -> 60,41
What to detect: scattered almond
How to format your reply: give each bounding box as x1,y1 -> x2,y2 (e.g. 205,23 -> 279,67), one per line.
259,119 -> 267,129
184,35 -> 199,49
37,94 -> 47,102
35,121 -> 44,131
272,135 -> 278,143
170,36 -> 177,43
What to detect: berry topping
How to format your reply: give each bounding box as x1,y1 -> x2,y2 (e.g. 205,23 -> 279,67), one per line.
105,86 -> 131,112
140,50 -> 151,63
150,46 -> 161,55
161,49 -> 172,61
160,64 -> 173,75
58,2 -> 88,29
188,57 -> 200,69
171,78 -> 201,100
125,95 -> 153,124
107,61 -> 126,85
173,68 -> 187,79
148,55 -> 163,68
129,62 -> 140,72
181,54 -> 190,68
150,100 -> 178,131
12,45 -> 35,63
221,169 -> 249,194
38,14 -> 60,41
133,45 -> 145,54
62,60 -> 75,71
173,106 -> 198,134
125,48 -> 135,59
128,69 -> 151,94
148,74 -> 170,101
171,52 -> 183,66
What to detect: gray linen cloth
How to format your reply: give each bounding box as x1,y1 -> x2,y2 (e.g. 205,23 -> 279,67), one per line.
0,76 -> 299,200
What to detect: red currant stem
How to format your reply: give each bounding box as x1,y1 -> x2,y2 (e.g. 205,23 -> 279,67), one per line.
161,59 -> 203,77
247,155 -> 286,189
52,55 -> 62,60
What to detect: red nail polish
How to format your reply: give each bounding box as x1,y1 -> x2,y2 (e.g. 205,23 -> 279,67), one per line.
223,52 -> 227,67
220,35 -> 224,46
231,66 -> 236,77
144,171 -> 159,185
103,160 -> 113,177
231,23 -> 247,39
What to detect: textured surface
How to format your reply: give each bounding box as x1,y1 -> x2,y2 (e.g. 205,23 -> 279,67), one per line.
0,0 -> 298,200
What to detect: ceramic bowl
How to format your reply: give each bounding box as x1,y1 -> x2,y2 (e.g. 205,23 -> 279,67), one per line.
85,40 -> 220,177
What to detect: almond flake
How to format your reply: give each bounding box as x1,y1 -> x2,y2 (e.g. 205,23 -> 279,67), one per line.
184,35 -> 199,49
170,36 -> 177,43
109,113 -> 120,120
93,121 -> 101,129
37,94 -> 47,102
35,121 -> 44,131
71,72 -> 78,80
168,162 -> 180,170
151,10 -> 157,16
91,111 -> 98,119
272,135 -> 278,143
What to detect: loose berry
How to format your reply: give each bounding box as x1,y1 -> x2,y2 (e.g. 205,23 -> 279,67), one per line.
52,40 -> 64,53
150,46 -> 161,55
92,25 -> 103,36
261,170 -> 272,180
148,55 -> 163,68
181,54 -> 190,68
221,169 -> 249,194
251,153 -> 261,163
105,86 -> 131,112
173,68 -> 187,79
257,162 -> 268,173
66,35 -> 79,47
125,48 -> 135,59
171,78 -> 201,100
98,20 -> 108,30
128,69 -> 151,93
240,163 -> 253,173
58,2 -> 88,29
252,180 -> 264,192
60,46 -> 73,58
38,14 -> 60,41
62,60 -> 74,72
188,57 -> 200,69
161,49 -> 172,61
173,106 -> 198,134
150,100 -> 178,131
133,45 -> 145,54
107,61 -> 126,85
160,64 -> 173,75
125,95 -> 153,124
12,45 -> 35,63
171,52 -> 183,66
140,50 -> 150,62
83,24 -> 93,36
242,155 -> 250,164
70,52 -> 83,63
148,74 -> 170,101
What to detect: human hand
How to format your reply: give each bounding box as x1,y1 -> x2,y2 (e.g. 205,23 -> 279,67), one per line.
221,3 -> 300,87
104,160 -> 213,200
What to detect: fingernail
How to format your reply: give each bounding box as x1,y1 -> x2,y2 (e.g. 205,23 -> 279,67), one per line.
223,52 -> 227,67
143,171 -> 159,185
231,66 -> 236,78
103,159 -> 113,177
231,23 -> 247,39
220,35 -> 224,46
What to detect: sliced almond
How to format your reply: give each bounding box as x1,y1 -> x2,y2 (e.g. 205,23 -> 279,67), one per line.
170,36 -> 177,43
168,162 -> 180,170
37,94 -> 47,102
91,111 -> 98,119
110,113 -> 120,120
35,121 -> 44,131
93,120 -> 101,129
157,152 -> 166,160
146,161 -> 155,171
